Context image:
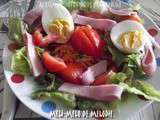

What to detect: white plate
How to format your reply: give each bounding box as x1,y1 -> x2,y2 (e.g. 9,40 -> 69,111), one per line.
3,1 -> 160,120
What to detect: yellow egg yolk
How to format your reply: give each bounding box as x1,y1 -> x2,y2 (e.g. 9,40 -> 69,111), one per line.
118,31 -> 143,49
48,19 -> 70,41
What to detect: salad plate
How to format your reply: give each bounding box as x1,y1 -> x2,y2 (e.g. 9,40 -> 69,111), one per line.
3,0 -> 160,120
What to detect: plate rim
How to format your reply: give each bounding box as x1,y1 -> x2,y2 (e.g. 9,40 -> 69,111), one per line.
2,1 -> 160,120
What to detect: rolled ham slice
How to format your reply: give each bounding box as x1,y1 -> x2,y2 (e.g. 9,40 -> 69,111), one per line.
58,82 -> 123,101
80,60 -> 107,85
23,8 -> 42,26
24,32 -> 45,77
72,14 -> 117,31
108,8 -> 137,16
142,43 -> 157,75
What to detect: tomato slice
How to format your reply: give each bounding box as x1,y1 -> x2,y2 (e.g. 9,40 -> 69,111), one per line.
71,27 -> 95,56
71,26 -> 106,58
81,25 -> 100,48
92,72 -> 108,85
57,64 -> 83,84
92,64 -> 118,85
42,52 -> 67,73
33,30 -> 59,47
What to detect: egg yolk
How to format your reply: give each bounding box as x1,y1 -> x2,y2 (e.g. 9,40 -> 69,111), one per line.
118,31 -> 143,49
48,19 -> 70,41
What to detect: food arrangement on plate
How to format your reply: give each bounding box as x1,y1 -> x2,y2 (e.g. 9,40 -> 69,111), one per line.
6,0 -> 160,118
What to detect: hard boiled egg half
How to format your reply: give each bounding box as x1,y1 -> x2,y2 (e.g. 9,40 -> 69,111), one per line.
110,20 -> 149,53
42,3 -> 74,43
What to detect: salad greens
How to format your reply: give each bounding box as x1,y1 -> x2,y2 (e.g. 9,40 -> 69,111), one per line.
32,91 -> 76,109
11,47 -> 44,75
77,99 -> 119,110
11,47 -> 31,75
61,0 -> 105,12
8,17 -> 28,46
106,40 -> 146,78
32,76 -> 76,108
108,69 -> 160,102
120,82 -> 160,102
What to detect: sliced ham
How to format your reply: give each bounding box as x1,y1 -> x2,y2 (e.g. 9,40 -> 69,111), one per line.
23,8 -> 42,26
80,60 -> 107,85
142,43 -> 157,75
58,82 -> 123,101
24,32 -> 45,77
72,14 -> 117,31
108,8 -> 137,16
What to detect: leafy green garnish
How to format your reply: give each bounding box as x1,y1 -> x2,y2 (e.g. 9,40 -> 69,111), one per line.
11,47 -> 44,75
60,0 -> 104,12
77,99 -> 119,110
36,47 -> 44,58
109,72 -> 127,84
11,47 -> 31,75
8,17 -> 28,46
32,91 -> 76,109
108,70 -> 160,102
120,81 -> 160,102
106,41 -> 145,78
128,4 -> 141,12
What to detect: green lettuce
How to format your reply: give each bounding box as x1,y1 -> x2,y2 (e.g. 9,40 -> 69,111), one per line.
77,99 -> 119,110
120,81 -> 160,102
11,47 -> 31,75
32,91 -> 76,109
11,47 -> 44,75
108,70 -> 160,102
32,76 -> 76,108
109,72 -> 127,84
106,41 -> 145,78
60,0 -> 104,12
8,17 -> 28,46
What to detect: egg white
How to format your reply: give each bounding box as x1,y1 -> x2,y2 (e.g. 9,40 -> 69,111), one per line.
42,3 -> 74,43
110,20 -> 149,53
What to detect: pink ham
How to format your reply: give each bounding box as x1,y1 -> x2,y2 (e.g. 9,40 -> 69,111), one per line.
108,8 -> 137,16
80,60 -> 107,85
23,8 -> 42,26
24,32 -> 45,77
58,83 -> 123,101
72,14 -> 117,31
142,43 -> 157,75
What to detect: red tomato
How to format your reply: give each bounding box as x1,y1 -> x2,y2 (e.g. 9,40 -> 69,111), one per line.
120,14 -> 143,24
81,12 -> 105,19
95,40 -> 107,58
92,64 -> 118,85
33,30 -> 59,47
71,26 -> 106,58
42,52 -> 67,73
71,26 -> 95,56
92,72 -> 108,85
57,64 -> 83,84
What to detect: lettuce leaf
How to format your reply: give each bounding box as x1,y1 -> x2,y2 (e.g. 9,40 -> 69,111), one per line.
8,17 -> 28,46
32,91 -> 76,109
120,82 -> 160,102
11,47 -> 44,75
11,47 -> 31,75
60,0 -> 104,12
109,72 -> 127,84
106,41 -> 145,78
77,99 -> 119,110
108,69 -> 160,102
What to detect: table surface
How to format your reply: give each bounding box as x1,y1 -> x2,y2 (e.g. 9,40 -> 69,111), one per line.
0,0 -> 160,120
